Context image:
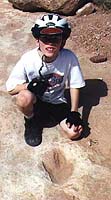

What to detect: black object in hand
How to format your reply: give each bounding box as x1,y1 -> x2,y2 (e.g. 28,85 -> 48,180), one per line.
27,77 -> 49,97
66,111 -> 83,127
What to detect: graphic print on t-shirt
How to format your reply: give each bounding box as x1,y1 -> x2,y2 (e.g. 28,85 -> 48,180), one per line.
44,73 -> 64,90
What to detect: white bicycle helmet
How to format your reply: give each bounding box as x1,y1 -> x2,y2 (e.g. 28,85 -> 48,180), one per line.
31,14 -> 71,40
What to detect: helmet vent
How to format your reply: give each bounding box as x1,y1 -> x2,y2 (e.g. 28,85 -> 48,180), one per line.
46,22 -> 55,27
48,14 -> 53,20
57,16 -> 62,21
41,16 -> 45,21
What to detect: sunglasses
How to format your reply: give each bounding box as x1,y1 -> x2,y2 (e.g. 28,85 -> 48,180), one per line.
39,34 -> 62,44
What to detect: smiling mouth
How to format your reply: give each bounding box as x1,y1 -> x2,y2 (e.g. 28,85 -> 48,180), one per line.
46,47 -> 56,52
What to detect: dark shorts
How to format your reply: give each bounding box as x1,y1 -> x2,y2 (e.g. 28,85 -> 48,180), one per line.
34,99 -> 70,127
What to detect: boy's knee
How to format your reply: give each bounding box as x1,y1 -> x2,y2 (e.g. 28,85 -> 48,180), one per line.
16,90 -> 35,107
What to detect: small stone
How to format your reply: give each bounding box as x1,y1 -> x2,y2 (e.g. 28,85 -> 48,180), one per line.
90,54 -> 107,63
76,3 -> 95,16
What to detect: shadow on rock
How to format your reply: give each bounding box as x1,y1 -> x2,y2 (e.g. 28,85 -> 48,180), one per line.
33,79 -> 108,140
65,79 -> 108,139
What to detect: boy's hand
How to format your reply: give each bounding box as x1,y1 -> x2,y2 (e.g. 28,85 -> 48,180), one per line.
60,118 -> 83,140
66,111 -> 83,128
27,77 -> 49,97
67,124 -> 83,135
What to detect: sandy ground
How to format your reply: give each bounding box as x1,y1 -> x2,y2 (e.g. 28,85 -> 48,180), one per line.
0,1 -> 111,200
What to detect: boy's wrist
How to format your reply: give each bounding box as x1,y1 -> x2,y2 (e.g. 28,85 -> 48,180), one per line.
71,109 -> 78,112
66,111 -> 83,127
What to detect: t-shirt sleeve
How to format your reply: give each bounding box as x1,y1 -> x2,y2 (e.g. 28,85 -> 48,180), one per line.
6,56 -> 27,91
68,54 -> 85,88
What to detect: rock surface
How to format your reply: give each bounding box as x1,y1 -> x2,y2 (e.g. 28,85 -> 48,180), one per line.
8,0 -> 89,15
93,0 -> 111,10
0,1 -> 111,200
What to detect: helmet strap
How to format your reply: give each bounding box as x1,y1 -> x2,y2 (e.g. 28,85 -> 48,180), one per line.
38,55 -> 46,79
37,47 -> 43,57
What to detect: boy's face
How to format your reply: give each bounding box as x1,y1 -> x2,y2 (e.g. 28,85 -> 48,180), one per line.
38,34 -> 62,62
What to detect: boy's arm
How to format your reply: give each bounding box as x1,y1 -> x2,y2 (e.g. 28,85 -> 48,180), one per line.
66,88 -> 83,128
70,88 -> 80,112
8,83 -> 28,95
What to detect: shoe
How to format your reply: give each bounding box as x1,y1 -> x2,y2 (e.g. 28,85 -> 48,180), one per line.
24,116 -> 42,147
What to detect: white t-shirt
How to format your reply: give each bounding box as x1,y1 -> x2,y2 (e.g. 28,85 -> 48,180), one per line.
6,48 -> 85,104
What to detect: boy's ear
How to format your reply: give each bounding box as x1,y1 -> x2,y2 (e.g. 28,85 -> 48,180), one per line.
61,39 -> 66,49
36,38 -> 39,46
